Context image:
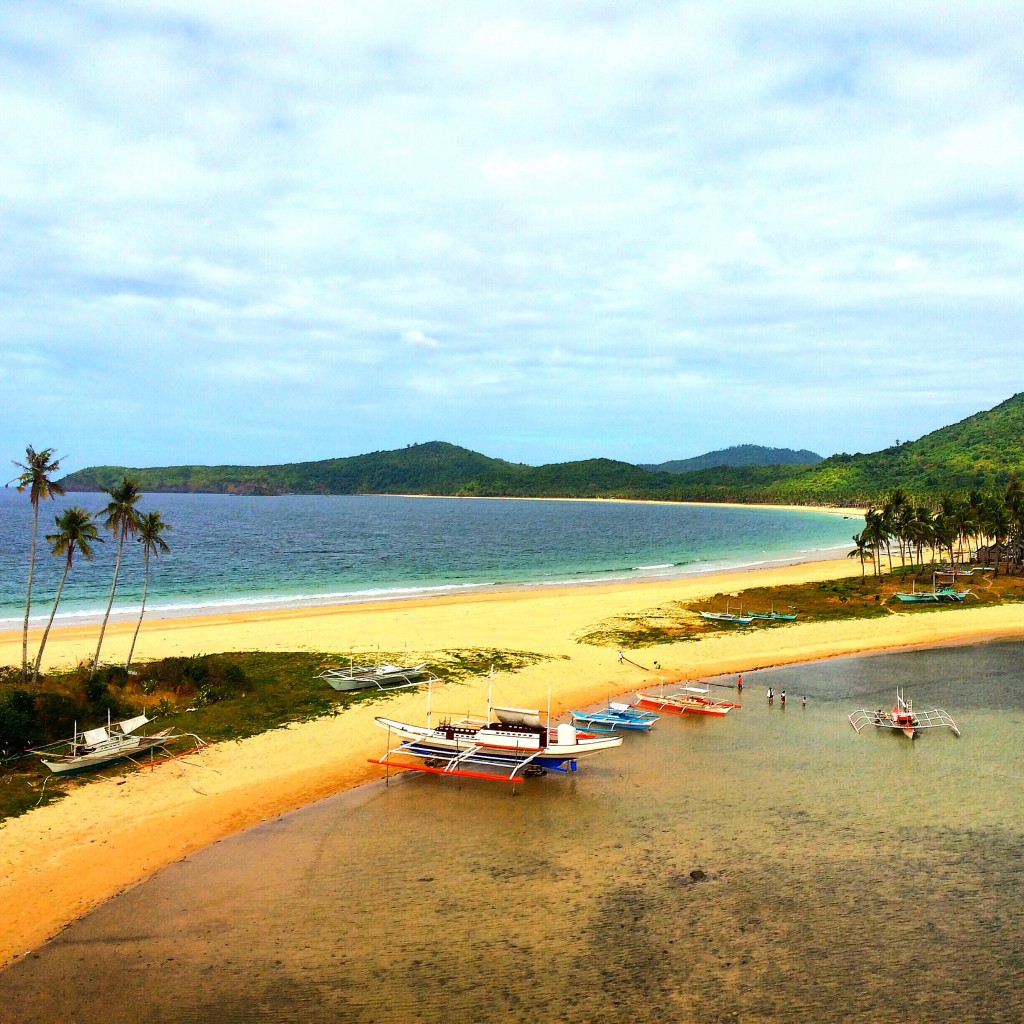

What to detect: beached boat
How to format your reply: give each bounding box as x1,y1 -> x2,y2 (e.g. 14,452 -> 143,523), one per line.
747,606 -> 798,621
896,573 -> 972,604
894,589 -> 939,603
848,688 -> 960,740
634,682 -> 741,717
569,702 -> 659,732
371,703 -> 623,782
699,610 -> 754,625
317,660 -> 435,692
31,713 -> 206,776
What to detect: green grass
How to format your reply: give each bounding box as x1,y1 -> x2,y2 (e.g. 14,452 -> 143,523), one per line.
0,646 -> 549,825
576,567 -> 1024,648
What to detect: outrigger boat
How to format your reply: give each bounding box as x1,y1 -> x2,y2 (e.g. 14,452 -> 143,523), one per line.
316,660 -> 436,692
569,702 -> 659,732
747,605 -> 798,621
371,695 -> 623,783
30,713 -> 206,776
634,681 -> 741,718
848,688 -> 960,740
699,605 -> 754,625
896,574 -> 972,604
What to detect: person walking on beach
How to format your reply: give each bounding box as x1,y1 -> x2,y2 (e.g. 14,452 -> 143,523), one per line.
780,690 -> 786,707
737,674 -> 743,692
802,696 -> 807,708
617,650 -> 624,664
767,687 -> 774,705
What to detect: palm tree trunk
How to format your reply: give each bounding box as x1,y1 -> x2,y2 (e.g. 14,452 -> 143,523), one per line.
125,549 -> 151,673
22,504 -> 39,684
92,529 -> 126,677
32,563 -> 70,685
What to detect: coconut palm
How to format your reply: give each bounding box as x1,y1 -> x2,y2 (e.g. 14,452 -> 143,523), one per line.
92,477 -> 143,677
32,507 -> 100,685
861,508 -> 888,578
125,511 -> 172,673
8,446 -> 65,683
848,532 -> 874,582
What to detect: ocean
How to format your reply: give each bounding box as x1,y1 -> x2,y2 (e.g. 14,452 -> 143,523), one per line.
1,640 -> 1021,1022
0,491 -> 857,628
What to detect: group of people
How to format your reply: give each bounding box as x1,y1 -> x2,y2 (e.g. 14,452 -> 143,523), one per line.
762,684 -> 805,708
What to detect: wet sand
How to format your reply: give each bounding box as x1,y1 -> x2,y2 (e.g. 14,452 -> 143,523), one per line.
2,553 -> 1024,969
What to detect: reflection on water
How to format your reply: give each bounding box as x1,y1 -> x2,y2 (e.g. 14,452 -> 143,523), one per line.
2,642 -> 1023,1023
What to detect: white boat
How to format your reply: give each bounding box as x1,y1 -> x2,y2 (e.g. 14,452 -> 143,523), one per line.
372,691 -> 622,781
32,713 -> 206,776
699,602 -> 754,625
317,660 -> 435,692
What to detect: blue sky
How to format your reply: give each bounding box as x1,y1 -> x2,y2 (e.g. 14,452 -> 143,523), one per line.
2,1 -> 1022,473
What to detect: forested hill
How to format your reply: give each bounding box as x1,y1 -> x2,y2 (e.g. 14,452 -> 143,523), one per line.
58,393 -> 1024,504
641,445 -> 822,474
58,442 -> 681,498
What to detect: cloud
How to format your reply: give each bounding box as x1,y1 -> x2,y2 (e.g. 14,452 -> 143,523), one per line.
1,1 -> 1022,469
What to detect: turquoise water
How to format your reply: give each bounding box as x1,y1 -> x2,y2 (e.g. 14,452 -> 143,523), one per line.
0,491 -> 857,628
2,641 -> 1021,1022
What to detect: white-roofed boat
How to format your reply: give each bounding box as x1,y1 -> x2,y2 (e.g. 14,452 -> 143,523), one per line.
32,713 -> 206,776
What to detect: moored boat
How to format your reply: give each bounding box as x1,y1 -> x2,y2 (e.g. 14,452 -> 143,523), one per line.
849,688 -> 960,739
569,702 -> 658,732
634,683 -> 741,717
372,701 -> 623,782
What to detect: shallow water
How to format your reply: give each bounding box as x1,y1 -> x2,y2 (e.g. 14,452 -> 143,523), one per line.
2,642 -> 1022,1023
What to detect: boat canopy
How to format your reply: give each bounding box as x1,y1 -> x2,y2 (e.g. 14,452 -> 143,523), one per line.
82,726 -> 110,745
115,714 -> 151,736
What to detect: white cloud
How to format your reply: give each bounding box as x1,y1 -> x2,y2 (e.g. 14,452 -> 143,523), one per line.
1,1 -> 1021,469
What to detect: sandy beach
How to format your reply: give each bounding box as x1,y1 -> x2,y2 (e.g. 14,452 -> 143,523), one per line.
3,552 -> 1024,969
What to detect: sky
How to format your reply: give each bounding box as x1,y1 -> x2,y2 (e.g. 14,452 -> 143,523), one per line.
2,1 -> 1022,474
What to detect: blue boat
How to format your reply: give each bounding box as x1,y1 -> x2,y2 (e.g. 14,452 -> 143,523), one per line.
569,702 -> 659,732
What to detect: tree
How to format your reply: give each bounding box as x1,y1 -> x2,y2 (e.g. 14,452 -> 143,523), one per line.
848,532 -> 874,582
8,446 -> 64,683
92,477 -> 143,677
33,507 -> 100,684
125,511 -> 172,673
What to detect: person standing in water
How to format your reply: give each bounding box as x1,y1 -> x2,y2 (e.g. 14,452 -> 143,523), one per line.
780,690 -> 787,707
767,687 -> 774,705
737,674 -> 743,692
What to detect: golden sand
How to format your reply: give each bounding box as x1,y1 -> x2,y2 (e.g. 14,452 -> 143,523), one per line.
2,553 -> 1023,967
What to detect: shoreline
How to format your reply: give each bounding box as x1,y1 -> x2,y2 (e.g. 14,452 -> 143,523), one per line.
5,551 -> 1021,971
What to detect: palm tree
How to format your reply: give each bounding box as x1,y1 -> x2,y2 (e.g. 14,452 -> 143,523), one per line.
32,507 -> 100,685
8,446 -> 64,683
92,477 -> 143,677
848,532 -> 874,582
125,511 -> 172,673
861,508 -> 888,578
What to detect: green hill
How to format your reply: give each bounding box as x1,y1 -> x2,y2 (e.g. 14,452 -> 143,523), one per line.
59,442 -> 679,499
761,392 -> 1024,505
58,393 -> 1024,504
641,445 -> 823,474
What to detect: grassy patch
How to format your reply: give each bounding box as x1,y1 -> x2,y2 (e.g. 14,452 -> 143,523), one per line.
0,646 -> 549,825
577,568 -> 1024,648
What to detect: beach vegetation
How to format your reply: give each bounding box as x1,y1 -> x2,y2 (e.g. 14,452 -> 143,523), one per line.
0,646 -> 549,823
576,568 -> 1024,648
7,446 -> 65,685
